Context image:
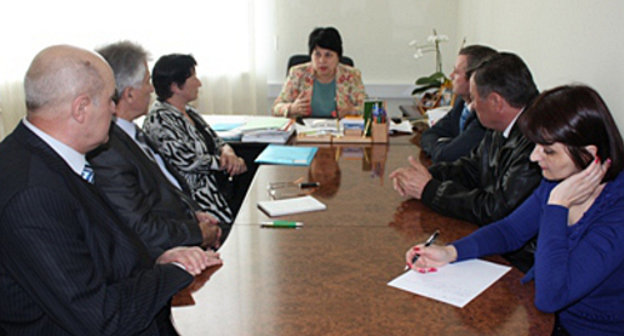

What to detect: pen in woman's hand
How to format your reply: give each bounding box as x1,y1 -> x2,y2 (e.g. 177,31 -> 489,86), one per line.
405,230 -> 440,270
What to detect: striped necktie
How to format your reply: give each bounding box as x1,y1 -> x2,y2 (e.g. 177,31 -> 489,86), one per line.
459,105 -> 471,133
81,162 -> 95,184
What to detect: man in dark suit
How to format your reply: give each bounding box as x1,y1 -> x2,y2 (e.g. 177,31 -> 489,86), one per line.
391,53 -> 542,272
420,45 -> 497,163
0,45 -> 221,335
87,41 -> 221,255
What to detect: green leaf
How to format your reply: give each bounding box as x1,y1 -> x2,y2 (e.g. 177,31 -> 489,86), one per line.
415,71 -> 448,86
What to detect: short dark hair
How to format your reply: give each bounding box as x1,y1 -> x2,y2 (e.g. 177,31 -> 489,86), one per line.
308,27 -> 343,57
458,45 -> 497,80
472,52 -> 539,108
152,54 -> 197,101
518,85 -> 624,182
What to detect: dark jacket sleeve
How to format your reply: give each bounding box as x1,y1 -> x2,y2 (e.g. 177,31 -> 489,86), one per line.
420,100 -> 461,157
0,187 -> 193,336
420,99 -> 487,163
421,127 -> 542,226
89,130 -> 202,257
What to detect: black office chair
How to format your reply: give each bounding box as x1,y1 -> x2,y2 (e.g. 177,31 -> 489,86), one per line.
286,54 -> 354,75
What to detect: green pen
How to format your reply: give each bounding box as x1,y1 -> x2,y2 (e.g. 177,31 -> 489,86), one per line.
260,220 -> 304,228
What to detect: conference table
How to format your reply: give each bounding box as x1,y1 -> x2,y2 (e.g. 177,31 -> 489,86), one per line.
171,135 -> 554,335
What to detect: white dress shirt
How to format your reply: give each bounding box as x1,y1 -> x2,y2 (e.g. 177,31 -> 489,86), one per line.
22,117 -> 87,177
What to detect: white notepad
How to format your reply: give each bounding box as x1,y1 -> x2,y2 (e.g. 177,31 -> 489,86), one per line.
257,195 -> 327,217
388,259 -> 511,308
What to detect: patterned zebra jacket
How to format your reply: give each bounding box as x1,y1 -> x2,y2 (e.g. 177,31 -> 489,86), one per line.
143,100 -> 233,226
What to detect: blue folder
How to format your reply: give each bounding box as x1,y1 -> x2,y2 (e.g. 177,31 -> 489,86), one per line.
254,144 -> 318,166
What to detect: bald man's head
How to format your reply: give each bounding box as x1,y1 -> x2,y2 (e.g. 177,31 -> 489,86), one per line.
24,45 -> 110,112
23,45 -> 116,153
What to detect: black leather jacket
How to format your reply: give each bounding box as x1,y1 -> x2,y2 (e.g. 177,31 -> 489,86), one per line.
421,123 -> 541,226
420,98 -> 487,163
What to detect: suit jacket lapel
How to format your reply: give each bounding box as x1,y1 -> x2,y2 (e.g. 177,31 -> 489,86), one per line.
15,122 -> 153,266
112,123 -> 200,213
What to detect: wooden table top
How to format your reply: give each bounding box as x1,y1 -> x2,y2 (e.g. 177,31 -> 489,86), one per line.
171,136 -> 553,335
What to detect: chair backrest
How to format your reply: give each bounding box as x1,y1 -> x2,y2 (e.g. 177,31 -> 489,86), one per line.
286,54 -> 354,75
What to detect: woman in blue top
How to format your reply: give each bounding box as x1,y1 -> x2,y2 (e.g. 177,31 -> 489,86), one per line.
405,85 -> 624,336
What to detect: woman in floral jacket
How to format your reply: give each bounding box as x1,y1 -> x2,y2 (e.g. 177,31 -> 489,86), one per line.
272,27 -> 366,118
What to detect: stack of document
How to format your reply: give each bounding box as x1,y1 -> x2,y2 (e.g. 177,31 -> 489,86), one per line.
240,117 -> 295,143
295,118 -> 342,137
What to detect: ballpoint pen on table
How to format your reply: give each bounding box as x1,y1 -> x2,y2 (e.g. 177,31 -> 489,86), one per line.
261,220 -> 304,228
269,181 -> 320,189
405,230 -> 440,270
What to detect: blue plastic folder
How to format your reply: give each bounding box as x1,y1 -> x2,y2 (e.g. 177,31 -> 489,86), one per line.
254,144 -> 318,166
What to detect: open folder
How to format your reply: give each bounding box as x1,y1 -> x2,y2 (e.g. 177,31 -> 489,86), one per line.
254,144 -> 318,166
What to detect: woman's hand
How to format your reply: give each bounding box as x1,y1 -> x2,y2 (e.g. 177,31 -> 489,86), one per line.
337,99 -> 357,118
220,145 -> 247,177
289,91 -> 311,117
405,244 -> 457,273
548,158 -> 611,208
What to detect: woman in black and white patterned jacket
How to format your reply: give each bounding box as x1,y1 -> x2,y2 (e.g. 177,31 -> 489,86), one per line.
144,53 -> 247,236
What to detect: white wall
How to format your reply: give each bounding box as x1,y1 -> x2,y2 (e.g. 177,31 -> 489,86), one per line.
456,0 -> 624,129
265,0 -> 460,116
267,0 -> 459,83
269,0 -> 624,129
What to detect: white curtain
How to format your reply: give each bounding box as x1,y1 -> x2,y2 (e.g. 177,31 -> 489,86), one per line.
0,0 -> 268,140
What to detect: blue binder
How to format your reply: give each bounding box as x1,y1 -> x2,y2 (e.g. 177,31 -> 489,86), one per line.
254,144 -> 318,166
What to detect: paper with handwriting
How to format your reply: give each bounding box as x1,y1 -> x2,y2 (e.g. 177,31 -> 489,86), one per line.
387,259 -> 511,308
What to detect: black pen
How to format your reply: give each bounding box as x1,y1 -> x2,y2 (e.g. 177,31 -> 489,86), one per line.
406,230 -> 440,270
299,182 -> 320,189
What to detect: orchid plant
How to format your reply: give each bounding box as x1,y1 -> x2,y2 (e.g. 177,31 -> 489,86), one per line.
409,29 -> 450,94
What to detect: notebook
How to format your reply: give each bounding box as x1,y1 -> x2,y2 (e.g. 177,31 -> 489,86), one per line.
257,195 -> 327,217
254,144 -> 318,166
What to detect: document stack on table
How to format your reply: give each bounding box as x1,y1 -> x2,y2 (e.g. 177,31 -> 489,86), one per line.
240,117 -> 295,143
295,117 -> 374,143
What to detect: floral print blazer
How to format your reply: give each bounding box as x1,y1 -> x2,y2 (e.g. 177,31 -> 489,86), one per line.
272,62 -> 366,117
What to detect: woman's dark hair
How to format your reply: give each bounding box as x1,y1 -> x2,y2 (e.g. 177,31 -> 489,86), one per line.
518,85 -> 624,182
308,27 -> 343,57
152,54 -> 197,101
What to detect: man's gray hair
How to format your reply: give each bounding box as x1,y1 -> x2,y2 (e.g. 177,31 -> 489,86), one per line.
96,41 -> 149,94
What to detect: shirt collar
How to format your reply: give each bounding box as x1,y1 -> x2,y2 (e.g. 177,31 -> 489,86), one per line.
115,117 -> 138,139
22,117 -> 87,176
502,107 -> 524,138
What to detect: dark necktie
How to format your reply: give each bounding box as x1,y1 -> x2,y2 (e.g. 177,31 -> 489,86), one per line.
135,126 -> 158,162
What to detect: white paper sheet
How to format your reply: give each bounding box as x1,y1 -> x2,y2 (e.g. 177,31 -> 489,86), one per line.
257,195 -> 327,217
387,259 -> 511,308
